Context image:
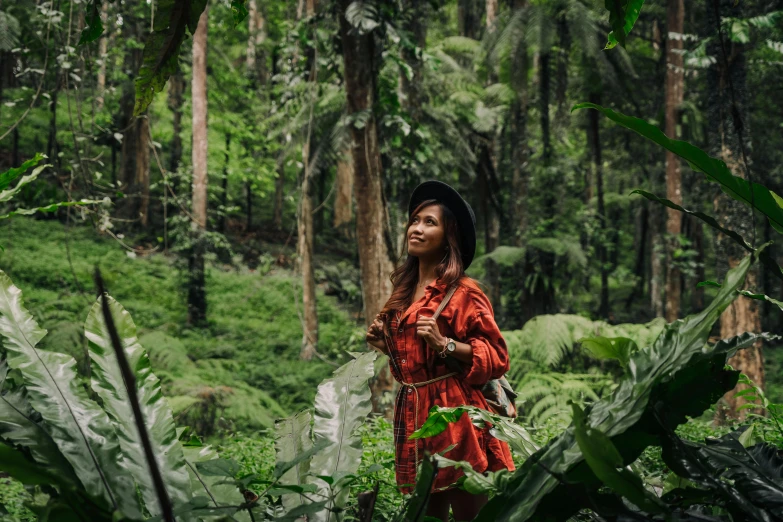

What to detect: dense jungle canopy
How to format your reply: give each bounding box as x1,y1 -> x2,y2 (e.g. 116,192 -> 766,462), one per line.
0,0 -> 783,521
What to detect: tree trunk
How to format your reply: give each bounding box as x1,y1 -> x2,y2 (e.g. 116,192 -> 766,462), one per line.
246,180 -> 254,231
219,134 -> 231,233
298,152 -> 318,360
706,0 -> 763,422
47,72 -> 59,163
482,0 -> 501,313
589,93 -> 609,319
555,11 -> 570,121
168,68 -> 185,173
297,0 -> 319,361
333,157 -> 354,236
510,0 -> 529,247
117,13 -> 149,226
664,0 -> 685,322
271,45 -> 285,231
458,0 -> 483,40
96,0 -> 109,109
339,0 -> 396,413
539,52 -> 552,164
188,8 -> 209,327
626,202 -> 649,309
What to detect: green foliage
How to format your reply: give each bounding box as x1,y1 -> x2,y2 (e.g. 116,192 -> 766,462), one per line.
134,0 -> 209,115
476,252 -> 755,521
604,0 -> 645,50
0,271 -> 143,519
272,351 -> 377,522
515,372 -> 613,424
77,0 -> 103,46
573,103 -> 783,279
84,297 -> 193,514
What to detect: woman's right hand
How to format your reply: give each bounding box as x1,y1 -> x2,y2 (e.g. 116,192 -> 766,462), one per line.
366,316 -> 387,351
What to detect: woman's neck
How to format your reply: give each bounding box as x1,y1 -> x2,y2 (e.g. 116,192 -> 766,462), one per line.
417,257 -> 439,287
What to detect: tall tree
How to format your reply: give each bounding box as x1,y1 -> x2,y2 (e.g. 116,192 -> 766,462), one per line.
96,0 -> 110,110
117,10 -> 150,227
706,0 -> 763,421
188,7 -> 209,326
589,91 -> 609,318
481,0 -> 502,311
298,0 -> 318,361
339,0 -> 396,411
509,0 -> 530,248
664,0 -> 685,322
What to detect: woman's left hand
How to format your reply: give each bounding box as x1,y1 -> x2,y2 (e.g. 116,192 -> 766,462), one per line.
416,316 -> 446,352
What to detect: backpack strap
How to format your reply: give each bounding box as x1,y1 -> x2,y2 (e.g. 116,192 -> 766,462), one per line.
431,284 -> 458,321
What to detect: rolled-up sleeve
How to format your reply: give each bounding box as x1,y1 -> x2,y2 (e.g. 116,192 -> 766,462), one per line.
454,288 -> 509,385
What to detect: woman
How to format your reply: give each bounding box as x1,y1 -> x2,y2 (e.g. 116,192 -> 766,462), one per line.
365,181 -> 514,522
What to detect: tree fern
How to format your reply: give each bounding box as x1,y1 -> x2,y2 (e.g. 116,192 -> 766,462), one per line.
516,372 -> 613,425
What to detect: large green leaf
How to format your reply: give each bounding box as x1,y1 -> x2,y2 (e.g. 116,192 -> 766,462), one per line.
579,336 -> 637,368
0,154 -> 44,191
0,164 -> 50,204
307,351 -> 377,521
0,360 -> 81,488
0,271 -> 142,519
573,103 -> 783,236
84,297 -> 192,515
605,0 -> 645,49
660,430 -> 783,519
412,405 -> 538,458
274,409 -> 315,512
134,0 -> 208,115
0,200 -> 102,220
476,252 -> 755,522
572,403 -> 666,514
182,441 -> 249,521
401,456 -> 438,522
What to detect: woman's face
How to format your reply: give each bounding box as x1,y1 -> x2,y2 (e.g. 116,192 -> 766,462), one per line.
407,204 -> 446,259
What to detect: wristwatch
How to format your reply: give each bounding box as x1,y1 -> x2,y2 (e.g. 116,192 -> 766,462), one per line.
440,338 -> 456,358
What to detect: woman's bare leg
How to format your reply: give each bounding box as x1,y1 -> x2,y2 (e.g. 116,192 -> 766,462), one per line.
449,491 -> 487,522
425,491 -> 451,522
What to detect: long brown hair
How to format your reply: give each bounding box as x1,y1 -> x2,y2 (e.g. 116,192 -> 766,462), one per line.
381,199 -> 464,315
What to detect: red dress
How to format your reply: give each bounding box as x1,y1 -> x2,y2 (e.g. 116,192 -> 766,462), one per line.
381,277 -> 515,494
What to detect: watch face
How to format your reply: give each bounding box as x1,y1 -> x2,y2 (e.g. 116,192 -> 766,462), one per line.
446,341 -> 456,352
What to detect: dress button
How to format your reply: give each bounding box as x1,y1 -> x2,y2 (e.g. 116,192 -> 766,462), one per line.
407,388 -> 413,393
401,359 -> 406,364
398,327 -> 403,333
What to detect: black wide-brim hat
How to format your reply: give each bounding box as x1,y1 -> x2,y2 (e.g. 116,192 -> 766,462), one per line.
408,180 -> 477,270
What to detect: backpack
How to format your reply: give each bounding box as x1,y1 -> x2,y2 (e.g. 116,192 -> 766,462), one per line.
432,285 -> 518,418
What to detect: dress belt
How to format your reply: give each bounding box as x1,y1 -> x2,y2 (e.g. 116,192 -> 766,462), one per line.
396,372 -> 458,474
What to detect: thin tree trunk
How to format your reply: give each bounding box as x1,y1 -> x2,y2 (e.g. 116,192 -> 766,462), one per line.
339,0 -> 396,413
168,68 -> 185,173
298,0 -> 319,361
188,7 -> 209,327
246,180 -> 253,231
96,0 -> 109,109
483,0 -> 501,313
298,153 -> 318,360
589,92 -> 609,319
555,11 -> 570,120
136,117 -> 150,226
707,0 -> 763,422
510,0 -> 529,247
664,0 -> 685,322
626,203 -> 648,309
271,45 -> 285,231
458,0 -> 483,39
219,134 -> 231,233
539,52 -> 552,164
246,0 -> 258,79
